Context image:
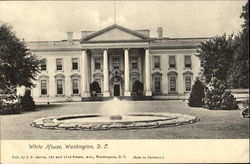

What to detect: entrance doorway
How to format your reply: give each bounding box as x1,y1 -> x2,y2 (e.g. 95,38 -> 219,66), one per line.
114,84 -> 120,96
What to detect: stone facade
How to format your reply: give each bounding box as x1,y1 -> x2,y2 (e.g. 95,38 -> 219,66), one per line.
24,24 -> 209,102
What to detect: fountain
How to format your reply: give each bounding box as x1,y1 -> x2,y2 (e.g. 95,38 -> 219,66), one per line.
31,97 -> 199,130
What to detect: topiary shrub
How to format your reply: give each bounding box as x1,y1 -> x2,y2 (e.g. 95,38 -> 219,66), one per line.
204,77 -> 237,110
132,80 -> 144,96
188,79 -> 205,107
90,81 -> 101,97
20,90 -> 36,111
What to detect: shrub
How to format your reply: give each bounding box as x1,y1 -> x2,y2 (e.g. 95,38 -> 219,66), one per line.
0,93 -> 22,114
90,81 -> 101,97
239,98 -> 249,118
20,90 -> 36,111
188,79 -> 205,107
203,77 -> 237,110
132,80 -> 144,96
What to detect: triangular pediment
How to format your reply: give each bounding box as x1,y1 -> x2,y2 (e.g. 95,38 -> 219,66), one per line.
81,24 -> 150,43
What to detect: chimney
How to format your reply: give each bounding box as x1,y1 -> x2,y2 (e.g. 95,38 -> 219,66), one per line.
81,31 -> 87,38
81,31 -> 95,38
157,27 -> 163,39
67,32 -> 73,41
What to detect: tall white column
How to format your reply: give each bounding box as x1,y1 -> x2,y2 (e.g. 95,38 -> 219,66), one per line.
124,48 -> 131,96
81,49 -> 90,97
103,49 -> 110,97
86,54 -> 90,94
145,48 -> 152,96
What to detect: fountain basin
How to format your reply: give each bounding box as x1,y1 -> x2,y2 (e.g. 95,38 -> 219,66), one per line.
31,113 -> 199,130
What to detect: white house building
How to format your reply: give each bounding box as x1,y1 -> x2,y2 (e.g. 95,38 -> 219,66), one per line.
25,24 -> 209,102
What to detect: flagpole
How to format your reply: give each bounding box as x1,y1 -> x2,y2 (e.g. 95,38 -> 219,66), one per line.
114,2 -> 116,24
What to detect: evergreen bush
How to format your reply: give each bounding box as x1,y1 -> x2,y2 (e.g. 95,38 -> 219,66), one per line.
188,79 -> 205,107
204,77 -> 238,110
20,90 -> 36,111
132,80 -> 144,96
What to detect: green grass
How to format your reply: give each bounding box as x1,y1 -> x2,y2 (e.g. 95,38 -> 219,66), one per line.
0,100 -> 249,139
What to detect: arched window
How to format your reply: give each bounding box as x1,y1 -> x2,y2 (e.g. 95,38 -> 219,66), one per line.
39,75 -> 49,96
168,71 -> 178,93
183,71 -> 193,92
152,72 -> 162,93
55,74 -> 65,96
70,74 -> 81,95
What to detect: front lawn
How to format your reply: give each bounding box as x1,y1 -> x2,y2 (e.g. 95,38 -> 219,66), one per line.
0,100 -> 249,139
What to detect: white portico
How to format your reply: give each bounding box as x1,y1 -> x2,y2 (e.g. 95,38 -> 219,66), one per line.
80,24 -> 152,97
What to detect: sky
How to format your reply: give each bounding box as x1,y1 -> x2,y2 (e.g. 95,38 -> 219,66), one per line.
0,1 -> 247,41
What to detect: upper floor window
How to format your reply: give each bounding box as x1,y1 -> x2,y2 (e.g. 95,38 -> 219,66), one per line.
185,76 -> 192,91
56,58 -> 63,71
95,58 -> 101,70
40,59 -> 47,71
154,56 -> 160,69
113,58 -> 120,69
184,56 -> 192,68
40,80 -> 47,95
169,56 -> 176,68
72,58 -> 79,70
131,57 -> 138,69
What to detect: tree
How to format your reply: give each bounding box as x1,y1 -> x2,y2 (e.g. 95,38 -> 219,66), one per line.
197,34 -> 234,84
0,22 -> 42,93
228,32 -> 249,88
188,79 -> 205,107
204,77 -> 237,110
228,1 -> 249,88
240,1 -> 249,35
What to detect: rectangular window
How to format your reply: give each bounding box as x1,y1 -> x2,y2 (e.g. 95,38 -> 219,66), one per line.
170,77 -> 176,92
41,80 -> 47,95
113,58 -> 119,69
40,60 -> 47,71
72,58 -> 78,70
56,59 -> 63,71
154,56 -> 160,69
185,56 -> 192,68
72,79 -> 79,94
131,57 -> 138,69
155,77 -> 161,93
169,56 -> 176,68
56,79 -> 63,95
185,76 -> 192,91
95,58 -> 101,70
